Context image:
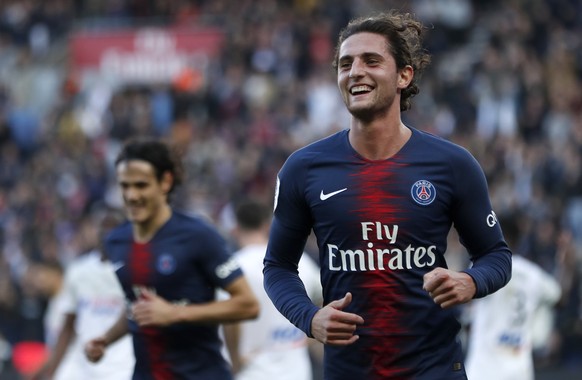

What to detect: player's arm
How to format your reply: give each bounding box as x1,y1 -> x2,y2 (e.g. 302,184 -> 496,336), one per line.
425,149 -> 511,308
178,275 -> 259,323
264,218 -> 364,345
131,276 -> 259,326
29,264 -> 80,378
455,153 -> 512,298
27,313 -> 76,380
85,309 -> 129,363
263,214 -> 320,333
265,165 -> 364,344
222,322 -> 244,374
263,164 -> 321,334
423,268 -> 477,308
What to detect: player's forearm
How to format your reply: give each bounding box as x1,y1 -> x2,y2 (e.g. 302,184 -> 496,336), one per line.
263,218 -> 318,334
174,277 -> 259,324
173,297 -> 258,324
464,249 -> 512,298
45,314 -> 76,376
223,323 -> 243,373
263,263 -> 320,337
103,310 -> 130,345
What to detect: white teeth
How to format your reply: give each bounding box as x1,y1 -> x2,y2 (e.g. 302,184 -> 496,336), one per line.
350,85 -> 371,94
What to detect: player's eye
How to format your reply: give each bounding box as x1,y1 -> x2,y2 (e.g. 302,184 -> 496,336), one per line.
339,61 -> 352,70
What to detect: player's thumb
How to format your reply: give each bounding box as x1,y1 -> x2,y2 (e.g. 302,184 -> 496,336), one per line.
140,287 -> 156,300
330,292 -> 353,310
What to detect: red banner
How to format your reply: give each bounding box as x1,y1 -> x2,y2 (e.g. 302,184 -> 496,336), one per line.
70,27 -> 224,83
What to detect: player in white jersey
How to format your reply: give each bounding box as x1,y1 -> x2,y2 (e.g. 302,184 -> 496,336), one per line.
464,217 -> 562,380
57,250 -> 135,379
30,210 -> 134,380
25,260 -> 80,380
221,199 -> 323,380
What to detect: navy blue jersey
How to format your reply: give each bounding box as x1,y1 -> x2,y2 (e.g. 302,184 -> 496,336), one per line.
106,211 -> 242,380
264,128 -> 511,380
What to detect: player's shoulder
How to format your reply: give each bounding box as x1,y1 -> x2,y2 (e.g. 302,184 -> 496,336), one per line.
511,255 -> 560,296
286,130 -> 349,162
170,210 -> 221,234
280,130 -> 349,181
512,255 -> 547,276
167,210 -> 229,250
412,127 -> 473,158
72,250 -> 101,266
65,250 -> 101,279
411,127 -> 482,175
105,220 -> 133,243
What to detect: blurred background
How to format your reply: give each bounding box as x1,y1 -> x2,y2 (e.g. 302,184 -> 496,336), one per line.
0,0 -> 580,379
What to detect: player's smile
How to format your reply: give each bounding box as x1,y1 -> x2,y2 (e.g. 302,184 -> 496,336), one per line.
124,202 -> 148,224
348,84 -> 374,103
349,84 -> 374,96
125,202 -> 145,216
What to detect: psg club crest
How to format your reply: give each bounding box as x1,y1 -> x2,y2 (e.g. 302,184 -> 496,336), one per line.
411,180 -> 436,206
157,254 -> 176,275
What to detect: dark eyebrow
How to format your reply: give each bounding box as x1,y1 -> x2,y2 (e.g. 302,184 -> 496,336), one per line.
360,52 -> 384,60
339,51 -> 384,62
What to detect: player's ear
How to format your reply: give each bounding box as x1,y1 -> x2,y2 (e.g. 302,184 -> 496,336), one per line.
160,171 -> 173,194
397,65 -> 414,89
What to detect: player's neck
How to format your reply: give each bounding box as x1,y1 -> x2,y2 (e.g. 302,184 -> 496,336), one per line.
348,118 -> 411,161
133,204 -> 172,243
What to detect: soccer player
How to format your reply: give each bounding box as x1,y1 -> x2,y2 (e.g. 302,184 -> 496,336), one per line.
464,217 -> 562,380
25,260 -> 79,380
263,11 -> 512,380
30,208 -> 134,380
221,199 -> 322,380
84,137 -> 259,379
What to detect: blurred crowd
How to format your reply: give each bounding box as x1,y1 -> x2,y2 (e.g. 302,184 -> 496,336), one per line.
0,0 -> 581,378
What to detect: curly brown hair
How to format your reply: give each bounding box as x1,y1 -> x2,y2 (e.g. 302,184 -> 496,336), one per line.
332,11 -> 431,112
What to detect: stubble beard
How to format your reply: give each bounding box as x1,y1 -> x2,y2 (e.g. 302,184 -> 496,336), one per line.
348,102 -> 387,124
347,92 -> 396,124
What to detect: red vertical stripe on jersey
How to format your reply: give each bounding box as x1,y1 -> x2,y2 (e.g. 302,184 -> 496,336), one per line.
352,160 -> 411,379
143,327 -> 172,380
130,242 -> 152,285
130,242 -> 172,379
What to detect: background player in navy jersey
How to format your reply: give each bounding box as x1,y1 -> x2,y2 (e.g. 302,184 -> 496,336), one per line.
263,10 -> 512,380
84,138 -> 259,379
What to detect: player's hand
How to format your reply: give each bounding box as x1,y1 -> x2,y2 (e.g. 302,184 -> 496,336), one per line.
423,267 -> 476,308
131,288 -> 176,327
311,292 -> 364,346
84,336 -> 107,363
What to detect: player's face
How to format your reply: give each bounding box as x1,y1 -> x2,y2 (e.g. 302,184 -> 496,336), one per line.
116,160 -> 171,226
337,32 -> 411,119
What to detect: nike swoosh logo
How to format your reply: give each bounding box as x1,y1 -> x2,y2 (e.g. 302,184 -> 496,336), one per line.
320,188 -> 347,201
